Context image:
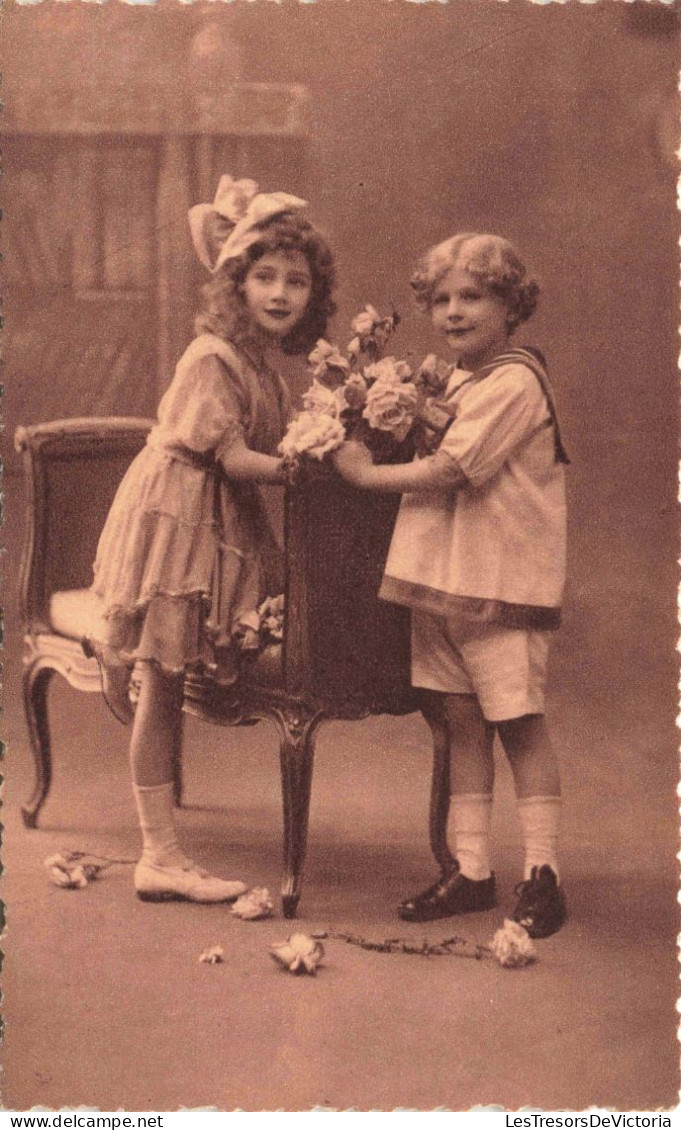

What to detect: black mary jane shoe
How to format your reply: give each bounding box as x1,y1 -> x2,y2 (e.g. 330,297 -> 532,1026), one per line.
398,869 -> 497,923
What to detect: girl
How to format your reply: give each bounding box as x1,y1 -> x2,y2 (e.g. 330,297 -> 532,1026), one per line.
333,233 -> 569,938
91,176 -> 336,903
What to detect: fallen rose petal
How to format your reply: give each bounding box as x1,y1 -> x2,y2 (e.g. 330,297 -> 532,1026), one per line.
198,945 -> 225,965
269,940 -> 297,967
49,865 -> 76,888
269,932 -> 324,975
230,887 -> 274,920
44,853 -> 74,871
490,918 -> 537,968
49,864 -> 89,890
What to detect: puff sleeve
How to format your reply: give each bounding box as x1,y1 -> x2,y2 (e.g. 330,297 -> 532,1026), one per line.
156,354 -> 248,454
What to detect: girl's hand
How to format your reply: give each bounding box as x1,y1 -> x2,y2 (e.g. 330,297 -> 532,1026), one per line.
331,440 -> 374,486
281,453 -> 301,486
219,436 -> 287,484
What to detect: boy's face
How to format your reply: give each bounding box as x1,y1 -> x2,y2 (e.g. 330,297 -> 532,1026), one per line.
430,264 -> 510,369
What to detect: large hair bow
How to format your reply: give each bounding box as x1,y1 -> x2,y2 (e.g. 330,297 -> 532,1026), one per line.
188,175 -> 308,273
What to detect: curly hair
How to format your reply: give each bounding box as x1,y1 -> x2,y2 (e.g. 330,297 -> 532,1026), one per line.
194,213 -> 336,355
410,233 -> 539,331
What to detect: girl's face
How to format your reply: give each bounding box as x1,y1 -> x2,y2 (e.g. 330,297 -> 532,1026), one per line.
242,250 -> 312,339
430,263 -> 510,369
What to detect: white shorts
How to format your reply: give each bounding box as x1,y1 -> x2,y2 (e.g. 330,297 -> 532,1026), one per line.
411,610 -> 551,722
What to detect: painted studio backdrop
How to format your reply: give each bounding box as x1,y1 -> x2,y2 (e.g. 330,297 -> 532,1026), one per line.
5,1 -> 677,743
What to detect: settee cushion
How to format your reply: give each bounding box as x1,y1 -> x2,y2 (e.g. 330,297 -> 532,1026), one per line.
49,588 -> 282,688
49,589 -> 106,640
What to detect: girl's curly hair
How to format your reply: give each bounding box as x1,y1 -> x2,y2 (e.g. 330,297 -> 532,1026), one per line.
410,233 -> 539,331
195,213 -> 336,355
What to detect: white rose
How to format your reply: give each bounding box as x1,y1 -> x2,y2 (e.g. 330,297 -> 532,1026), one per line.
270,933 -> 325,975
302,380 -> 341,417
350,305 -> 380,338
198,946 -> 225,965
308,339 -> 336,366
364,357 -> 413,386
279,412 -> 346,460
297,415 -> 347,459
49,863 -> 89,889
362,379 -> 418,442
489,919 -> 537,968
230,887 -> 274,921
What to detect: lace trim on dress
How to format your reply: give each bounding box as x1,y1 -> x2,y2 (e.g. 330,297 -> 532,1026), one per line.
114,508 -> 219,530
99,587 -> 211,619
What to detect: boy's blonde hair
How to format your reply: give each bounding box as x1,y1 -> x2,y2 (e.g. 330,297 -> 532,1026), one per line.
411,233 -> 539,330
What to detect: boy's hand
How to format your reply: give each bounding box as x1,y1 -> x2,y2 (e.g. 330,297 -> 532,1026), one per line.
414,400 -> 457,456
331,440 -> 374,486
420,400 -> 457,433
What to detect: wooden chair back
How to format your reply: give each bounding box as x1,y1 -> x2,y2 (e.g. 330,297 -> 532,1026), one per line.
15,418 -> 153,636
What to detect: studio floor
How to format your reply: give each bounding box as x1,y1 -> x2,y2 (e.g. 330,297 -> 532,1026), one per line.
1,481 -> 679,1113
2,655 -> 678,1110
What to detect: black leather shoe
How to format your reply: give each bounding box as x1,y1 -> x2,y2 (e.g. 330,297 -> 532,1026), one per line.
398,869 -> 497,922
511,865 -> 567,939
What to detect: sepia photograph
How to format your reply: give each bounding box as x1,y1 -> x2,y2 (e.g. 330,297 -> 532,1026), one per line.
2,0 -> 679,1113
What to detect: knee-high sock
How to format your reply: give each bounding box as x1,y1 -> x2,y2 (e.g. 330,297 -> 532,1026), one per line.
449,793 -> 493,880
133,782 -> 184,867
517,795 -> 561,881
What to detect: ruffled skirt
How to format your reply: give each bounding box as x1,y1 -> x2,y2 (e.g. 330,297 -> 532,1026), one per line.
91,442 -> 281,677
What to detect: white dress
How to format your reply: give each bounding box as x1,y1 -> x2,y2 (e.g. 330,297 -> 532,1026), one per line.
91,334 -> 290,675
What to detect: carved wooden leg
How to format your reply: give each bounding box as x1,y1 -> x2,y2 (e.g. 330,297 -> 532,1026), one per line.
272,705 -> 325,919
21,660 -> 55,828
419,691 -> 457,876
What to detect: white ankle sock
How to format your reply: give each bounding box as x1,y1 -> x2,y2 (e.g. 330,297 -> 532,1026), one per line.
449,793 -> 493,880
133,782 -> 185,867
517,795 -> 561,882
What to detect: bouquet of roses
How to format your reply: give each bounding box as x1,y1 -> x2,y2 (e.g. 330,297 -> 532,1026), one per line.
279,305 -> 459,465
